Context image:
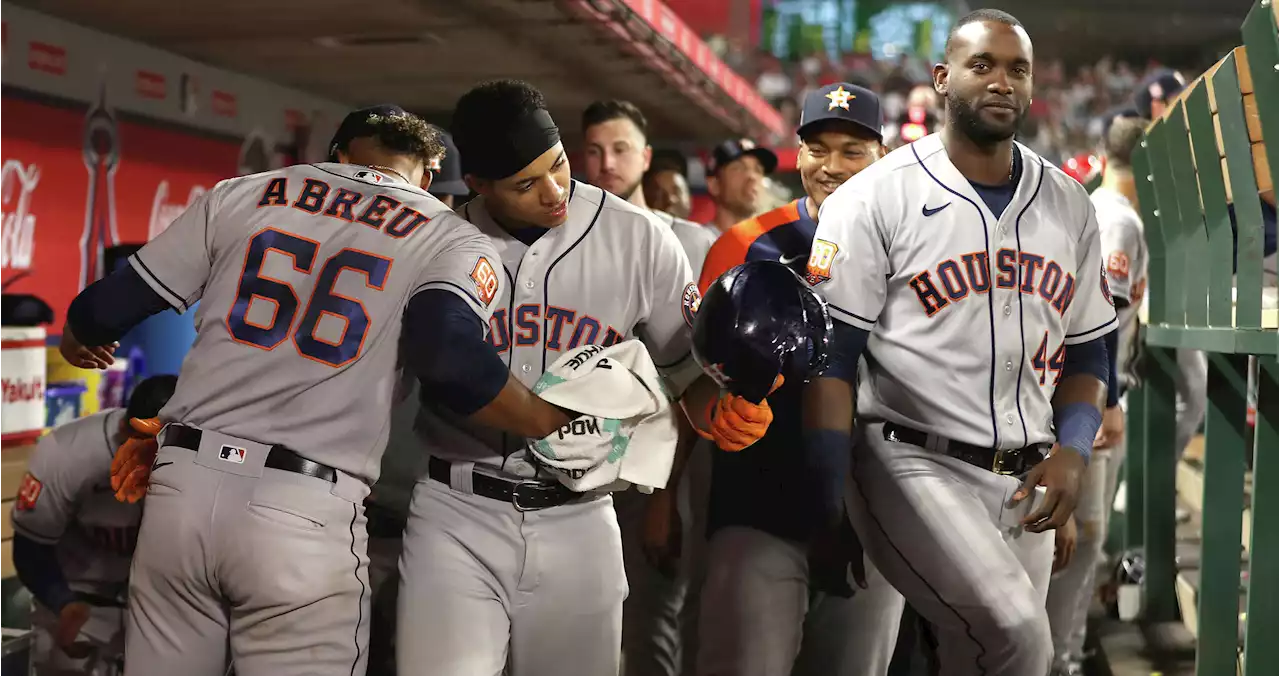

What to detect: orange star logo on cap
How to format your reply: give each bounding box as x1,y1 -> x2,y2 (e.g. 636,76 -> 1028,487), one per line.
826,86 -> 855,111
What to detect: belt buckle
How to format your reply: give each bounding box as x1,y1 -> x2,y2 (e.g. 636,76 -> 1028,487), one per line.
991,449 -> 1017,475
512,480 -> 550,512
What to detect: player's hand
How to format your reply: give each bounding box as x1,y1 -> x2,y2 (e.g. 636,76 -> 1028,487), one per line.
111,417 -> 163,504
705,375 -> 784,451
1013,443 -> 1086,533
58,325 -> 118,370
807,514 -> 866,598
55,601 -> 92,651
1094,405 -> 1125,450
641,488 -> 682,579
1053,516 -> 1078,573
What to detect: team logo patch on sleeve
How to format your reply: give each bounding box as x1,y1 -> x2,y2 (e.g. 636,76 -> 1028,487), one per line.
1107,252 -> 1130,280
681,283 -> 702,327
806,239 -> 839,286
15,473 -> 42,511
471,257 -> 499,307
1101,267 -> 1115,306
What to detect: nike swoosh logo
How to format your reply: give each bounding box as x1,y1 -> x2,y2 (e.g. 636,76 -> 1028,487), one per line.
779,254 -> 805,265
922,203 -> 951,217
150,461 -> 173,472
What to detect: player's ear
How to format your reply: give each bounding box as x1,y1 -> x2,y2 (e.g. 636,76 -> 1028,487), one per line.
642,145 -> 653,172
420,170 -> 434,192
706,175 -> 721,200
932,63 -> 949,96
464,175 -> 488,196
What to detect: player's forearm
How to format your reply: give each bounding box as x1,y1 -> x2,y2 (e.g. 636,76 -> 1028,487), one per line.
678,374 -> 722,438
65,265 -> 171,346
1052,337 -> 1109,462
12,533 -> 77,613
467,376 -> 573,439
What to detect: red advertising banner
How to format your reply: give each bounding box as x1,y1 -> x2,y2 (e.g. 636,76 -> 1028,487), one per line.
1,91 -> 242,328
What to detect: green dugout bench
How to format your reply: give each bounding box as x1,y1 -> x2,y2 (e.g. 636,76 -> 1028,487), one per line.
1125,1 -> 1278,674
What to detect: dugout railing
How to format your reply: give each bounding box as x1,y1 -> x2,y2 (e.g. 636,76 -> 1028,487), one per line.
1125,1 -> 1278,675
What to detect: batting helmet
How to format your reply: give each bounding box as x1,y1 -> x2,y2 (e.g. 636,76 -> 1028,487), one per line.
692,261 -> 832,403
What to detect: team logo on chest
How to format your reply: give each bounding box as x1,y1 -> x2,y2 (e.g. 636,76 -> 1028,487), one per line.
909,248 -> 1077,318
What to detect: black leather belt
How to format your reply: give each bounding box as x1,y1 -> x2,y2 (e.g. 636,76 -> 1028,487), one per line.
164,425 -> 337,483
882,422 -> 1045,476
428,456 -> 579,512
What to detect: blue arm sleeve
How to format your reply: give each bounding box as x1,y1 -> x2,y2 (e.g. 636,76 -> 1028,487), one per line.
801,321 -> 871,529
1056,336 -> 1108,463
66,266 -> 171,346
1061,336 -> 1109,385
404,290 -> 509,417
12,533 -> 76,612
1103,329 -> 1119,408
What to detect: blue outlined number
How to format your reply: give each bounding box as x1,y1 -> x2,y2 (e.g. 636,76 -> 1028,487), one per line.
226,228 -> 391,367
1031,331 -> 1066,386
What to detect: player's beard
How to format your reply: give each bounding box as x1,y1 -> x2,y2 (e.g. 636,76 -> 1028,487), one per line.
948,90 -> 1025,147
615,176 -> 642,202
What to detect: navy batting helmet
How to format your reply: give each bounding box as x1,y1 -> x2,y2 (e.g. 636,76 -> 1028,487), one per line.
692,261 -> 832,403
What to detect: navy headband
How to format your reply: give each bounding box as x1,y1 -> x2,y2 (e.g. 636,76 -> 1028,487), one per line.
458,109 -> 561,181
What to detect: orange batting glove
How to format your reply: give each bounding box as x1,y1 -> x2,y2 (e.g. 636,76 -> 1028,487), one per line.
111,418 -> 163,504
699,375 -> 784,451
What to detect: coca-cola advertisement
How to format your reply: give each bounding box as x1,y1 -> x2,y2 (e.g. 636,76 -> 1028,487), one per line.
1,91 -> 240,327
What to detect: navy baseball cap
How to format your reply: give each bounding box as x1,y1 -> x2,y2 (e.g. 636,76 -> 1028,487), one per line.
1132,69 -> 1187,117
1100,105 -> 1143,138
797,83 -> 883,142
428,127 -> 467,197
328,104 -> 409,160
709,138 -> 777,176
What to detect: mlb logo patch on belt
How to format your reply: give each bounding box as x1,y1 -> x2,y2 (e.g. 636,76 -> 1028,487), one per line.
219,445 -> 247,464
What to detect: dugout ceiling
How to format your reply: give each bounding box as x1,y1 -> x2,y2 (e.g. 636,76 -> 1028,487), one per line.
10,0 -> 785,146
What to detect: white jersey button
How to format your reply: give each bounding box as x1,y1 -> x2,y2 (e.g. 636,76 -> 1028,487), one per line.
1005,413 -> 1015,424
521,364 -> 532,373
1003,304 -> 1012,316
524,280 -> 535,289
1005,359 -> 1013,371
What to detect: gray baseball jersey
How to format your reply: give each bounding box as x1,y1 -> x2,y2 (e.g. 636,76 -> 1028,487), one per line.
129,163 -> 502,483
412,180 -> 702,474
810,135 -> 1115,675
651,210 -> 718,274
811,135 -> 1118,448
1091,186 -> 1147,386
10,408 -> 139,600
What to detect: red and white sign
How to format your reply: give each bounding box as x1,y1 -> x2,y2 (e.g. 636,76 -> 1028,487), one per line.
136,70 -> 167,100
212,90 -> 237,118
2,326 -> 47,447
1,158 -> 41,272
27,40 -> 66,76
1,94 -> 241,327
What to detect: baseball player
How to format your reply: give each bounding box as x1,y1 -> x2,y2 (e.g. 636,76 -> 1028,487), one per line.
580,98 -> 716,676
394,79 -> 774,676
694,83 -> 906,676
59,105 -> 593,676
1046,115 -> 1148,676
800,10 -> 1117,676
705,139 -> 777,235
10,375 -> 177,676
643,151 -> 694,221
361,130 -> 469,676
426,127 -> 470,208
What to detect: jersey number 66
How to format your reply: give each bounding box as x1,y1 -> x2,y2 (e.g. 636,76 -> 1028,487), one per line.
226,227 -> 392,368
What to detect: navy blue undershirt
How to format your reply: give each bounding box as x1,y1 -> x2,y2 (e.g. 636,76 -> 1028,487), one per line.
967,149 -> 1023,219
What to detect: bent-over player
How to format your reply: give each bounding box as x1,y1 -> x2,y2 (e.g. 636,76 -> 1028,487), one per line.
11,375 -> 177,676
695,83 -> 906,676
59,105 -> 589,676
801,11 -> 1117,676
395,80 -> 775,676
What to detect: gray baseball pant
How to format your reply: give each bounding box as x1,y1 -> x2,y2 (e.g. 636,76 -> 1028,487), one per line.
849,422 -> 1054,676
125,434 -> 371,676
396,470 -> 627,676
695,526 -> 905,676
1046,441 -> 1126,669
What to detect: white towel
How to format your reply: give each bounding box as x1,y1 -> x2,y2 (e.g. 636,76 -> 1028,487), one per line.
527,341 -> 679,493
